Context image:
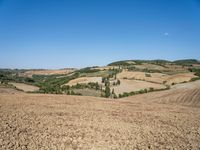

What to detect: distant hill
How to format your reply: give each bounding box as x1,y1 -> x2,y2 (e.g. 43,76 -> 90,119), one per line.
173,59 -> 200,65
107,59 -> 171,66
108,59 -> 200,66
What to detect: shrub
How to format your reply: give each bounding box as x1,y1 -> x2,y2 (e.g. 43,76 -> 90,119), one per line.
117,80 -> 121,85
145,73 -> 151,77
112,89 -> 115,94
113,94 -> 118,99
114,74 -> 117,80
149,87 -> 154,92
163,81 -> 167,84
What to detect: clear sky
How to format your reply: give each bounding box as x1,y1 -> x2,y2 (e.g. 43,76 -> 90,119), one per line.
0,0 -> 200,69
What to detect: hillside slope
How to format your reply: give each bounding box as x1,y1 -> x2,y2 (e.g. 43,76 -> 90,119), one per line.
0,81 -> 200,149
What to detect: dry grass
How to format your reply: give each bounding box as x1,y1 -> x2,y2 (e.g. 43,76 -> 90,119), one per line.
9,82 -> 39,92
111,79 -> 166,95
0,86 -> 22,94
165,73 -> 197,85
65,77 -> 102,86
73,89 -> 102,97
21,69 -> 75,77
117,71 -> 196,85
0,81 -> 200,149
134,63 -> 166,70
117,71 -> 166,84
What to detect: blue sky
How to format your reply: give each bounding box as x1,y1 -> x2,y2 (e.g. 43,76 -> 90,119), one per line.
0,0 -> 200,69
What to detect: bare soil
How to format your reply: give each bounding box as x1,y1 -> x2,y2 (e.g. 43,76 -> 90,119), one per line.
0,81 -> 200,149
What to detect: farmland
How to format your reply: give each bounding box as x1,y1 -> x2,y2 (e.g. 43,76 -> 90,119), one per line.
0,80 -> 200,149
0,59 -> 200,98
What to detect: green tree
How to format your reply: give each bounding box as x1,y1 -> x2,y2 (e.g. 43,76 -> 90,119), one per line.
102,77 -> 106,83
114,74 -> 117,80
105,86 -> 111,98
117,79 -> 121,85
112,88 -> 115,94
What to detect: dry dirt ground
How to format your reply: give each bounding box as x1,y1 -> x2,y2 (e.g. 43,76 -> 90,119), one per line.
0,81 -> 200,149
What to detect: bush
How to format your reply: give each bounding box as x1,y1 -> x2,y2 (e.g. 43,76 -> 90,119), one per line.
117,80 -> 121,85
62,85 -> 70,91
24,77 -> 35,83
149,87 -> 154,92
113,94 -> 118,99
163,81 -> 167,84
145,73 -> 151,77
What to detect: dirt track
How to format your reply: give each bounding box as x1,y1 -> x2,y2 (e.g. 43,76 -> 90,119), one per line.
0,81 -> 200,149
